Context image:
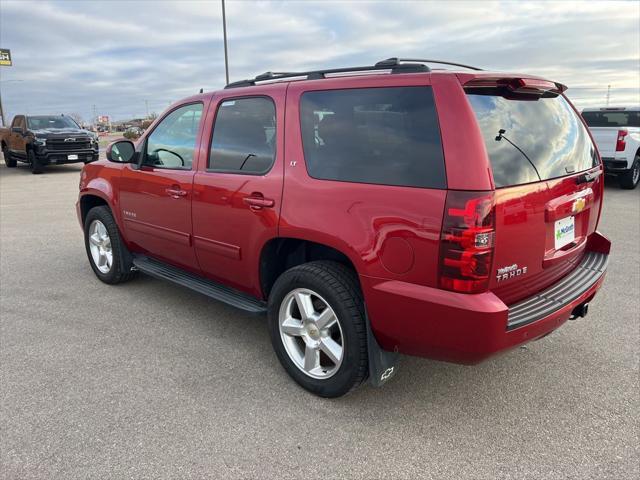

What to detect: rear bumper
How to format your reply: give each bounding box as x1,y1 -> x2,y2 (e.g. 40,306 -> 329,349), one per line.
363,232 -> 611,365
602,157 -> 630,172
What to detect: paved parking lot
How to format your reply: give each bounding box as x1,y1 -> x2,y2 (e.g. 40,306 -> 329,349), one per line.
1,160 -> 638,479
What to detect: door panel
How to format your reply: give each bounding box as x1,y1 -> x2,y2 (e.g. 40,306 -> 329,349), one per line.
118,101 -> 207,272
119,166 -> 198,271
192,86 -> 286,297
10,116 -> 26,158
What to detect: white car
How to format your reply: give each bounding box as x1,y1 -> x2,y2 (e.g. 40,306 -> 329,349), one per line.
581,106 -> 640,189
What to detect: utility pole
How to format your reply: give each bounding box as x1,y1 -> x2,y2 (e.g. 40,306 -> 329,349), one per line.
221,0 -> 229,85
0,88 -> 5,127
606,85 -> 611,107
145,99 -> 149,118
92,104 -> 97,126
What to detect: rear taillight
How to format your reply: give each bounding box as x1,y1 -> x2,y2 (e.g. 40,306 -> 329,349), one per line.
616,130 -> 628,152
438,191 -> 496,294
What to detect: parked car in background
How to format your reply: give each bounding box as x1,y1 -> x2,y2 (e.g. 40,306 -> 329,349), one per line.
123,126 -> 144,139
1,115 -> 99,174
581,106 -> 640,189
77,58 -> 610,397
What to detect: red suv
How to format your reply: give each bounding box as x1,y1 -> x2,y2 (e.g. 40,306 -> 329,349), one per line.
77,58 -> 610,397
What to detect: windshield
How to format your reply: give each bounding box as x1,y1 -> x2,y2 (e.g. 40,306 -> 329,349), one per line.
27,116 -> 80,130
581,110 -> 640,127
467,90 -> 598,188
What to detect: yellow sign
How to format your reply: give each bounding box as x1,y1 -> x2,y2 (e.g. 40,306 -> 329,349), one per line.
0,49 -> 12,67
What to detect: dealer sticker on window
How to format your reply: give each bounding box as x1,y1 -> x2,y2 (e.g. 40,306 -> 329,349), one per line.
555,216 -> 575,249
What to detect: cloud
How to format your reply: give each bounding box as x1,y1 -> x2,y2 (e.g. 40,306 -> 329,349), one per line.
0,0 -> 638,122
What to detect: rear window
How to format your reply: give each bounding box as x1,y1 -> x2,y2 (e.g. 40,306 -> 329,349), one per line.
467,90 -> 598,188
300,86 -> 446,189
581,110 -> 640,127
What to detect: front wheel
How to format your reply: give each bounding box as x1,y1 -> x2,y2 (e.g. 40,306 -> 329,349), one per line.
28,149 -> 43,174
267,261 -> 368,397
619,155 -> 640,189
84,206 -> 136,284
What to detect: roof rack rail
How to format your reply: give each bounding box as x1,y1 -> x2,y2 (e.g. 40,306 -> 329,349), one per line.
224,61 -> 430,89
375,57 -> 483,71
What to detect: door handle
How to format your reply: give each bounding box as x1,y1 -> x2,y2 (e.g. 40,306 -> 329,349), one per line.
243,195 -> 275,210
166,187 -> 188,199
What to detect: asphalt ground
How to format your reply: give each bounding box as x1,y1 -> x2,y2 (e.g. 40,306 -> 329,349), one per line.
1,158 -> 638,479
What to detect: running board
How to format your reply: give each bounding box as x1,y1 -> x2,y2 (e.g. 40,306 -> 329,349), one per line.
132,256 -> 267,314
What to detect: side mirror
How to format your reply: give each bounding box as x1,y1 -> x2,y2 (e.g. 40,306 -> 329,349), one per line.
11,126 -> 23,134
106,140 -> 136,163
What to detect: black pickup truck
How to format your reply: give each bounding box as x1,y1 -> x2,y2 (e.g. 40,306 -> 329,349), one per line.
0,115 -> 99,173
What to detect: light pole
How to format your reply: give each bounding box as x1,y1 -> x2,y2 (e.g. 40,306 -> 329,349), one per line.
221,0 -> 229,85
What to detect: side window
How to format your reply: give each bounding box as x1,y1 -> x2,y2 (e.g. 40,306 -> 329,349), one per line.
209,97 -> 276,174
13,116 -> 25,130
299,86 -> 446,189
145,103 -> 203,169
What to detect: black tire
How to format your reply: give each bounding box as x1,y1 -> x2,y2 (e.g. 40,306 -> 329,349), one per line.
84,206 -> 137,284
2,145 -> 16,168
619,155 -> 640,190
267,261 -> 368,398
28,149 -> 43,174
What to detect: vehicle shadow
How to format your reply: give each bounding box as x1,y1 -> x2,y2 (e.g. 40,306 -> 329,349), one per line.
121,270 -> 582,419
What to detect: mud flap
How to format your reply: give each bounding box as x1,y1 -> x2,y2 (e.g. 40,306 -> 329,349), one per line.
366,312 -> 399,387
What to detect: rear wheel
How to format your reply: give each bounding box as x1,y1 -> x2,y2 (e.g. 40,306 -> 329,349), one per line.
28,149 -> 43,174
619,154 -> 640,190
267,261 -> 368,397
2,145 -> 16,168
84,206 -> 136,284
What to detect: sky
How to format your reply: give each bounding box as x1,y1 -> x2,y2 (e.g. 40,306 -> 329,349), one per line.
0,0 -> 638,123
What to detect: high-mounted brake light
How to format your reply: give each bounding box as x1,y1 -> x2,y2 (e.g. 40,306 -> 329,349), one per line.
616,130 -> 628,152
438,192 -> 496,294
507,78 -> 564,95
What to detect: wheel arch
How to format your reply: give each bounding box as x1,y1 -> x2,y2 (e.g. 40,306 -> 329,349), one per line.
259,237 -> 361,299
79,193 -> 111,227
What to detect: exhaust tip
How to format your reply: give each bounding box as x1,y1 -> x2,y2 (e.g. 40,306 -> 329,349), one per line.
570,303 -> 589,320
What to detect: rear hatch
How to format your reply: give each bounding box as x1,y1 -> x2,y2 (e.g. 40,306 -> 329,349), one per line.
466,79 -> 603,305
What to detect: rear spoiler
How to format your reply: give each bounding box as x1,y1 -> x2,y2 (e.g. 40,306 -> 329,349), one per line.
461,75 -> 567,96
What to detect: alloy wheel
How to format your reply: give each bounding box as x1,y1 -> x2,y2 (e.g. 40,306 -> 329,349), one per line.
278,288 -> 344,379
88,220 -> 113,274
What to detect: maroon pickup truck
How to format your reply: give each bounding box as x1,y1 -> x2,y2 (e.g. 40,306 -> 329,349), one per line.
76,58 -> 610,397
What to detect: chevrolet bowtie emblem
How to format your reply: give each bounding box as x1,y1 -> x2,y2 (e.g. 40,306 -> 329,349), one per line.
572,197 -> 586,214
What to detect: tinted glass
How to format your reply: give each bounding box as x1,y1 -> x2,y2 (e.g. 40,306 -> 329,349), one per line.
300,87 -> 446,189
209,97 -> 276,174
145,103 -> 203,169
581,110 -> 640,127
27,116 -> 78,129
467,91 -> 598,188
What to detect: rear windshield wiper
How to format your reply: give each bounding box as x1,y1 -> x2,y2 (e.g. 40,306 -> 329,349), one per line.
495,129 -> 542,182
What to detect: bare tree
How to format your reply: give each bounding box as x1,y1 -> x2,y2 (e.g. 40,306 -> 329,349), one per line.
68,112 -> 84,125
